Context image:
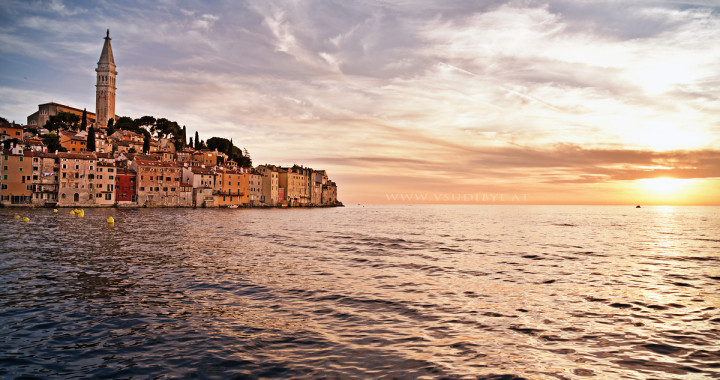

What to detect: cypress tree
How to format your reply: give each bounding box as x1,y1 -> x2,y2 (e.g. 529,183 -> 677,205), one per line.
194,131 -> 199,150
189,137 -> 193,149
107,118 -> 115,136
181,125 -> 187,148
80,109 -> 87,131
87,125 -> 96,152
143,132 -> 150,153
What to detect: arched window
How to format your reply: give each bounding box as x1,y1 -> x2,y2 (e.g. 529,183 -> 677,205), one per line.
74,193 -> 79,202
61,193 -> 66,199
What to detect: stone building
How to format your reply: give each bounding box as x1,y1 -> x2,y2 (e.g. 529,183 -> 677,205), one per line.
57,152 -> 98,207
30,152 -> 59,207
131,159 -> 182,207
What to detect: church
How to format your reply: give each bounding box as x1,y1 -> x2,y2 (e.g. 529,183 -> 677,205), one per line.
26,30 -> 118,130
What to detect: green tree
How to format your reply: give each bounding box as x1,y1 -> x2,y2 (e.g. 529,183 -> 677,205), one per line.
194,131 -> 199,150
181,125 -> 187,148
0,116 -> 8,124
189,137 -> 193,148
41,133 -> 64,153
107,118 -> 115,136
142,130 -> 150,153
114,116 -> 136,132
87,125 -> 96,151
135,115 -> 156,131
44,112 -> 80,132
80,109 -> 87,131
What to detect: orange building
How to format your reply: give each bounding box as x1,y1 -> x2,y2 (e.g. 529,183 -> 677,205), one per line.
131,159 -> 182,207
1,124 -> 24,140
1,151 -> 33,205
215,167 -> 248,207
59,131 -> 87,153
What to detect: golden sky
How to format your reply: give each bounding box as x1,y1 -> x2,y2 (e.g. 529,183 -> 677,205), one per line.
1,1 -> 719,204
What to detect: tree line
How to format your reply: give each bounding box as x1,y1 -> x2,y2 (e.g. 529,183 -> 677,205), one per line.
3,112 -> 252,167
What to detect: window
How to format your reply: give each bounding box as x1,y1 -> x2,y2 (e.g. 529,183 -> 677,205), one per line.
163,187 -> 168,191
97,184 -> 102,189
2,175 -> 6,180
2,166 -> 6,170
33,158 -> 38,162
63,173 -> 67,178
19,157 -> 23,162
1,184 -> 6,190
166,177 -> 171,181
62,164 -> 67,169
105,193 -> 112,200
140,187 -> 145,191
96,193 -> 102,198
27,185 -> 32,191
108,168 -> 114,172
75,165 -> 79,169
19,167 -> 23,172
109,176 -> 114,180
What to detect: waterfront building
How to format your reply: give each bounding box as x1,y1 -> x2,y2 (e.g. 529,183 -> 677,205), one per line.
115,168 -> 137,205
278,166 -> 311,206
130,159 -> 182,207
257,165 -> 279,206
182,165 -> 216,207
179,181 -> 193,207
30,152 -> 59,207
0,151 -> 32,206
215,167 -> 248,207
57,152 -> 103,207
248,171 -> 263,206
94,160 -> 116,206
322,181 -> 339,206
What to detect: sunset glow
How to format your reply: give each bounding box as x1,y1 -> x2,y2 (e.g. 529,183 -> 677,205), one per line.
1,1 -> 719,205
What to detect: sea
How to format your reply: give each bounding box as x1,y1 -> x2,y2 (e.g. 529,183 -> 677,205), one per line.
1,205 -> 718,379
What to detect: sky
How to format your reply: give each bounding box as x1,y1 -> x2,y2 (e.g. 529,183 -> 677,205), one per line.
1,0 -> 719,205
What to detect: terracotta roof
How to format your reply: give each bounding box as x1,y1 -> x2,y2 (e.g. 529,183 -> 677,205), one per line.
136,160 -> 179,168
58,152 -> 97,160
191,166 -> 215,175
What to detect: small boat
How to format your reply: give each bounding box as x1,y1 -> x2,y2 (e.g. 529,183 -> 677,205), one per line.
636,205 -> 641,208
228,205 -> 239,209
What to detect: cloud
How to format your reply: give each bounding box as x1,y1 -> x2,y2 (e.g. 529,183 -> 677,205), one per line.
1,0 -> 719,204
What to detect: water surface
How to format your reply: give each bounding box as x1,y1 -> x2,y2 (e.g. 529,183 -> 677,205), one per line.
1,205 -> 719,378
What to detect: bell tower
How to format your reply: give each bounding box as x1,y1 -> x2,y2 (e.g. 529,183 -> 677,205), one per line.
95,29 -> 117,128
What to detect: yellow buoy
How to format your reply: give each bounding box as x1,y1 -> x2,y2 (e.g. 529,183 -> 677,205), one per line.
107,216 -> 115,224
14,214 -> 21,219
70,210 -> 76,216
22,217 -> 30,222
53,209 -> 58,213
78,211 -> 85,218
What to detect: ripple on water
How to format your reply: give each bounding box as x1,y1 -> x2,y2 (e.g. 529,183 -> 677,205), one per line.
1,205 -> 719,378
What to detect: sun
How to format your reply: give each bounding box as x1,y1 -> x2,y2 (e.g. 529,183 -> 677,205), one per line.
638,177 -> 692,193
631,177 -> 700,205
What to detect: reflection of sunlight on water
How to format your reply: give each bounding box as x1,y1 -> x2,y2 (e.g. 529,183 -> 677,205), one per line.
655,205 -> 676,213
